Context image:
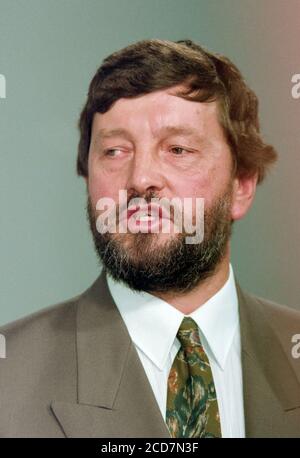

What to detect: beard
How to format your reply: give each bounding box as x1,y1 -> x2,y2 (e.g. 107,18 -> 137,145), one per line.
86,185 -> 233,294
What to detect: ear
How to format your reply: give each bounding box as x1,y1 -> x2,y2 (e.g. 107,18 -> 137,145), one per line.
231,173 -> 258,221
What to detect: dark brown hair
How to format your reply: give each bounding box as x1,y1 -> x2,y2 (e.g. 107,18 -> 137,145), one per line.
77,39 -> 277,184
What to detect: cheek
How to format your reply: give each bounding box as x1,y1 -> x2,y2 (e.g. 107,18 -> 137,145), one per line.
88,154 -> 127,204
174,164 -> 231,210
174,171 -> 212,200
87,168 -> 121,207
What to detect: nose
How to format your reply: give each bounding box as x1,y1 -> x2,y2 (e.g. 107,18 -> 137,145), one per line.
125,148 -> 165,196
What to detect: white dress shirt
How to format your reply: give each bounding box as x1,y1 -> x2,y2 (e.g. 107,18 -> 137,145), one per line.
106,263 -> 245,438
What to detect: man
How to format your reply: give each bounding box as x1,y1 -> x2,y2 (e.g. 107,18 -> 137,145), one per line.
1,39 -> 300,438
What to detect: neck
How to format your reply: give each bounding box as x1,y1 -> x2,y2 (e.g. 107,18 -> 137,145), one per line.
152,245 -> 231,314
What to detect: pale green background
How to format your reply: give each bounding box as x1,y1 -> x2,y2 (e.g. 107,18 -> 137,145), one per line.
1,0 -> 300,325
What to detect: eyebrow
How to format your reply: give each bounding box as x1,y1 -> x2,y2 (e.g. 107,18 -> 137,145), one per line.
94,125 -> 206,144
95,128 -> 132,140
156,125 -> 204,139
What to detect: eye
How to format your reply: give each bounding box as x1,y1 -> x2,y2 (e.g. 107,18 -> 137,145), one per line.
170,146 -> 188,155
104,148 -> 122,157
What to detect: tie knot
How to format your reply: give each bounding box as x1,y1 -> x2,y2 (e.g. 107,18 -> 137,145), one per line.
176,316 -> 202,348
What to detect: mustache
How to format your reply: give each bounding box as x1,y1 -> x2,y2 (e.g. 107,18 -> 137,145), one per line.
94,196 -> 185,223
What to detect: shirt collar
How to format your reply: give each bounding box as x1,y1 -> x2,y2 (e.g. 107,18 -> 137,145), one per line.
106,263 -> 239,371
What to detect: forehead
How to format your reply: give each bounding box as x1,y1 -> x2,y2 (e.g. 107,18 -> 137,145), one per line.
91,85 -> 224,142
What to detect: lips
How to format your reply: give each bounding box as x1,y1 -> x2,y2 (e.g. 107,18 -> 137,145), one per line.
121,203 -> 171,222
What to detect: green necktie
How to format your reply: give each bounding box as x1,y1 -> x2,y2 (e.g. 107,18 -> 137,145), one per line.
166,316 -> 222,438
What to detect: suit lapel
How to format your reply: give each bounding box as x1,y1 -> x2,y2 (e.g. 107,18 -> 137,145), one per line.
51,269 -> 170,438
236,282 -> 300,437
50,269 -> 300,437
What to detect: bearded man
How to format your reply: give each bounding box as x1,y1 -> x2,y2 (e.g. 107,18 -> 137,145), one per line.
1,39 -> 299,438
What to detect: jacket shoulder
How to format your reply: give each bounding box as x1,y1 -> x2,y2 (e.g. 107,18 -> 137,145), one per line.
243,289 -> 300,328
0,273 -> 105,353
0,293 -> 85,383
239,286 -> 300,371
0,292 -> 81,340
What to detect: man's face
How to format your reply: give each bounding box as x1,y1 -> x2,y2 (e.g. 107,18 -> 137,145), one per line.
85,85 -> 248,292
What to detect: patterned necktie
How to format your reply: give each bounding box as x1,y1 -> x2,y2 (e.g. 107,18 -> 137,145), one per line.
166,316 -> 222,438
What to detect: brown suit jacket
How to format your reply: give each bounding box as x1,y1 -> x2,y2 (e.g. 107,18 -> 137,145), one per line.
0,269 -> 300,437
